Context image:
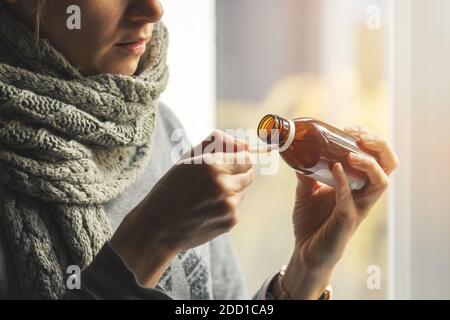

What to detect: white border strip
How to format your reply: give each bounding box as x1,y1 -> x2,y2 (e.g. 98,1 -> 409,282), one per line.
388,0 -> 412,300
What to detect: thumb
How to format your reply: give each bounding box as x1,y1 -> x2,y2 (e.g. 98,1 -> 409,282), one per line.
295,171 -> 319,197
330,162 -> 354,217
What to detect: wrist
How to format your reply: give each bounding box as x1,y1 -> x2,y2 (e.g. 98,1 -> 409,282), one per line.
110,213 -> 178,288
273,251 -> 334,300
110,235 -> 177,288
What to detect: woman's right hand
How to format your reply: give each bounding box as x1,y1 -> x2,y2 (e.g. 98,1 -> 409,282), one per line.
110,130 -> 253,288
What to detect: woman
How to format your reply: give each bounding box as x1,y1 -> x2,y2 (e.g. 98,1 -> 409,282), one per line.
0,0 -> 398,300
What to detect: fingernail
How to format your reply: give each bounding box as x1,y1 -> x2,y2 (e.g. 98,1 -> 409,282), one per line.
361,134 -> 375,142
349,153 -> 364,162
336,162 -> 343,171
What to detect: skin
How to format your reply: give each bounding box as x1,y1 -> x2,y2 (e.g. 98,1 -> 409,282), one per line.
5,0 -> 163,75
274,127 -> 399,299
4,0 -> 399,299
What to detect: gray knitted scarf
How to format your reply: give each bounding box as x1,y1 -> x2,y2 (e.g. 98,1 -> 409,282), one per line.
0,5 -> 169,299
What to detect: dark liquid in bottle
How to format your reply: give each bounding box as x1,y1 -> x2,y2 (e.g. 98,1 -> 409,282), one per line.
258,115 -> 375,191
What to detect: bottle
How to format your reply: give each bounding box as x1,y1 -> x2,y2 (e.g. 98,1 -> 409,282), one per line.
257,114 -> 376,191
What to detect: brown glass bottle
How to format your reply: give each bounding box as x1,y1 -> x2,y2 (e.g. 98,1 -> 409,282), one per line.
257,114 -> 376,191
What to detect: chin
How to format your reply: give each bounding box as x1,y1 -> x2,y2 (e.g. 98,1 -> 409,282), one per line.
106,60 -> 139,76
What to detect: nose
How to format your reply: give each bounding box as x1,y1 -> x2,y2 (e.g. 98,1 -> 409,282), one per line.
128,0 -> 164,23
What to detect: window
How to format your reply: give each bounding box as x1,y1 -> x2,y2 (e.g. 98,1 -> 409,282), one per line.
159,0 -> 216,144
389,0 -> 450,299
161,0 -> 450,299
217,0 -> 390,299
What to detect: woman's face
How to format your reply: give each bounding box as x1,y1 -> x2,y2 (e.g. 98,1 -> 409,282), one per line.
5,0 -> 164,76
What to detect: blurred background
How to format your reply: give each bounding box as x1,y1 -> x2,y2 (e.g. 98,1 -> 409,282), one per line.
160,0 -> 450,299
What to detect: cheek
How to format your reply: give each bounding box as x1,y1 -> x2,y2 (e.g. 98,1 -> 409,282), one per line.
47,0 -> 123,69
78,1 -> 122,42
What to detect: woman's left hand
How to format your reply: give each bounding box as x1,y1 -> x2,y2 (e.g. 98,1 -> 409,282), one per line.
273,126 -> 399,300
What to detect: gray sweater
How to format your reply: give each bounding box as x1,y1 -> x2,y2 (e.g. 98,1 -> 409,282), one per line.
0,102 -> 273,299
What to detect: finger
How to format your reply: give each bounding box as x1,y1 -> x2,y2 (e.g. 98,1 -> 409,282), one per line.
331,162 -> 354,213
202,198 -> 240,231
200,152 -> 252,172
358,135 -> 399,175
248,144 -> 275,153
178,153 -> 204,165
295,171 -> 321,197
233,137 -> 250,152
207,213 -> 238,233
215,170 -> 253,197
348,153 -> 389,188
210,193 -> 243,218
226,169 -> 254,193
188,130 -> 248,157
344,125 -> 372,136
228,191 -> 245,207
215,152 -> 253,174
203,130 -> 249,154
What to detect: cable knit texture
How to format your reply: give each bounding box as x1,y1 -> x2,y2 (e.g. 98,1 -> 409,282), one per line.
0,4 -> 169,299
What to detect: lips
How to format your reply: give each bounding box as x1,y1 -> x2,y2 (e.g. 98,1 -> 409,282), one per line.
116,38 -> 149,55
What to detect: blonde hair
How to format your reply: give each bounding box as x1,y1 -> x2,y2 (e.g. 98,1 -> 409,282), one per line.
33,0 -> 47,47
